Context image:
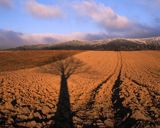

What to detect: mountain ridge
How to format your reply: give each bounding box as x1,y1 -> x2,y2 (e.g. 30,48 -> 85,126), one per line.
10,37 -> 160,51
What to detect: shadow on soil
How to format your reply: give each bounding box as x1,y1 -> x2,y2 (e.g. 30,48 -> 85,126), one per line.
48,56 -> 88,128
53,75 -> 74,128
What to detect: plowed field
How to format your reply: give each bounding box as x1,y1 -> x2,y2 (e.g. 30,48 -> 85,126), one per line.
0,51 -> 159,128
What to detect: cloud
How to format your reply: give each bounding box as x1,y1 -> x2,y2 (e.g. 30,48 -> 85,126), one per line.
73,1 -> 132,32
1,27 -> 160,49
0,29 -> 27,49
0,0 -> 12,8
0,29 -> 56,49
0,29 -> 65,49
73,0 -> 160,37
20,32 -> 109,44
0,29 -> 109,49
26,0 -> 62,19
0,30 -> 58,49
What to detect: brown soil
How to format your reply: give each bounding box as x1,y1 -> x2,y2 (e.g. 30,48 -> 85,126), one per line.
0,51 -> 159,128
0,50 -> 82,72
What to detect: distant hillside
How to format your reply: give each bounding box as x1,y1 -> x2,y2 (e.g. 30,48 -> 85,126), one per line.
44,40 -> 93,50
93,39 -> 146,50
11,38 -> 160,51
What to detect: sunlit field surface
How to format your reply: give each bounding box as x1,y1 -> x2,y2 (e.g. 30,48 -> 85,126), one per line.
0,51 -> 160,128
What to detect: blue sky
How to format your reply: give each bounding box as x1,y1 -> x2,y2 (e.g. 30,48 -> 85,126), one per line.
0,0 -> 100,34
0,0 -> 160,48
0,0 -> 159,34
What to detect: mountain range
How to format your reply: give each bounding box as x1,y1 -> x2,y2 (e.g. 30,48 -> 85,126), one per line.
10,37 -> 160,51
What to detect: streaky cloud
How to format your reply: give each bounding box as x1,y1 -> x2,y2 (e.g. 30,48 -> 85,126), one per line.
26,0 -> 62,19
73,0 -> 160,38
73,1 -> 132,32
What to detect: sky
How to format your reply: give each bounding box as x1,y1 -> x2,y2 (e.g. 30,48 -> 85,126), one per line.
0,0 -> 160,48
